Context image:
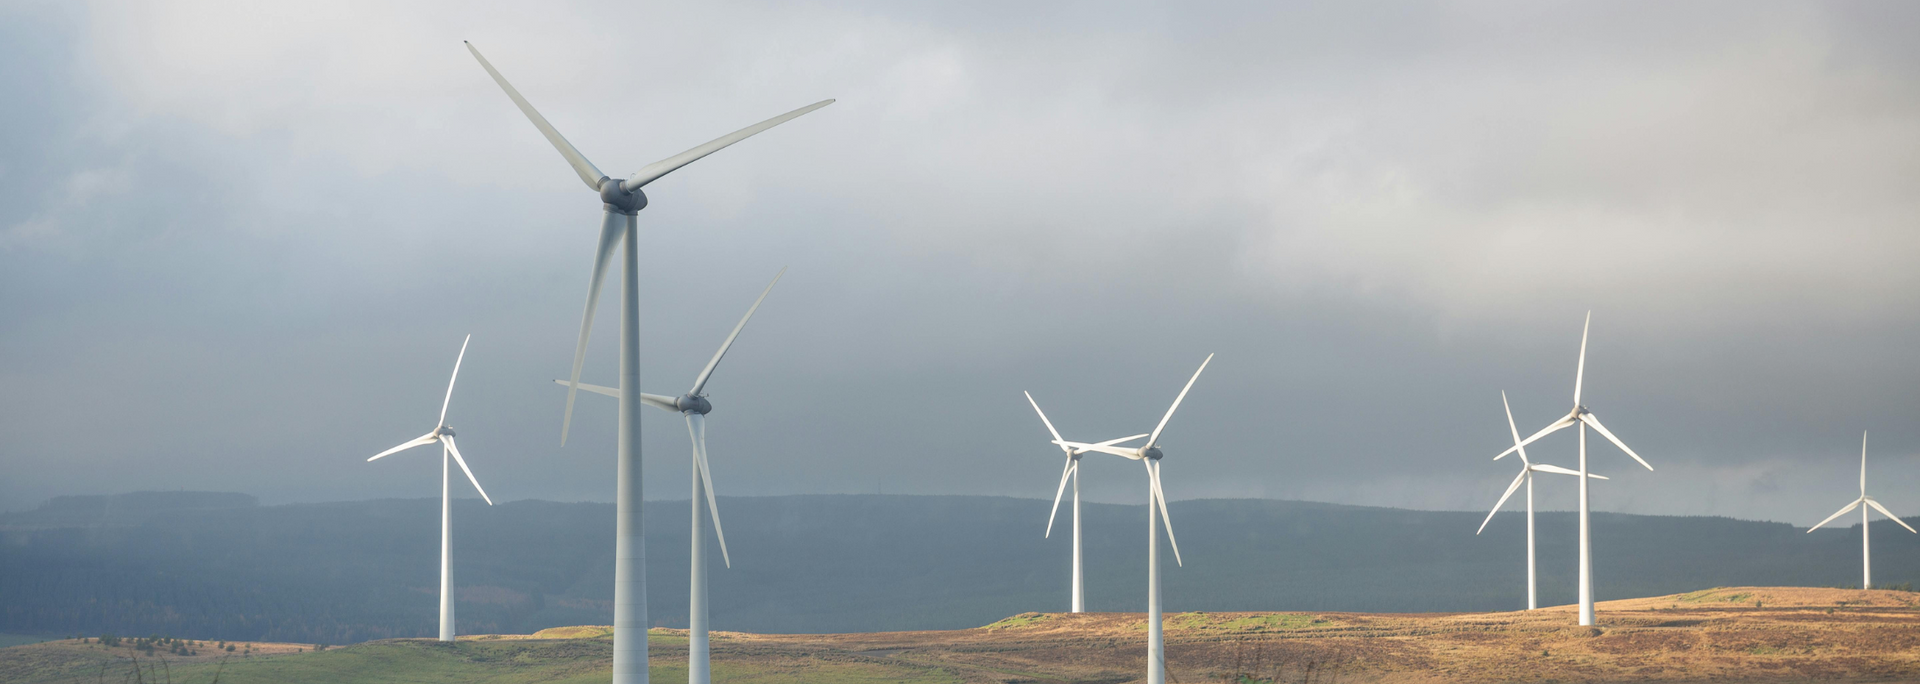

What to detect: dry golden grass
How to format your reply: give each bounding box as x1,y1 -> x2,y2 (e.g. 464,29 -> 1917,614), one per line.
8,587 -> 1918,683
714,587 -> 1920,683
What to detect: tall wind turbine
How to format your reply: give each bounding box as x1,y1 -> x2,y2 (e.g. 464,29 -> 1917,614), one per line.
1051,354 -> 1212,684
466,42 -> 830,684
1495,312 -> 1652,626
367,334 -> 494,642
1808,431 -> 1917,589
1477,390 -> 1607,610
556,269 -> 783,684
1024,392 -> 1148,613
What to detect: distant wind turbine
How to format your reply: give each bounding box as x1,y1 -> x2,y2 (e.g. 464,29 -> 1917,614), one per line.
557,269 -> 783,684
467,40 -> 830,684
1023,391 -> 1148,613
1495,312 -> 1651,626
1808,431 -> 1916,589
1052,354 -> 1212,684
1477,390 -> 1606,611
367,335 -> 494,642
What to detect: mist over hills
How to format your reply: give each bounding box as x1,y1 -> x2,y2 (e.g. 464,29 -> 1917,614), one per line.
2,492 -> 1915,644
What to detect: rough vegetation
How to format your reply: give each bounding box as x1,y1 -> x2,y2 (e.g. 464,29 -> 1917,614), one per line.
6,587 -> 1919,683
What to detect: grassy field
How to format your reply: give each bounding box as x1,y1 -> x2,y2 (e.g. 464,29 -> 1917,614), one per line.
7,587 -> 1919,683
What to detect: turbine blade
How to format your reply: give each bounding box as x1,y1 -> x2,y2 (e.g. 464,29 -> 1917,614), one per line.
1477,469 -> 1529,535
1056,440 -> 1142,460
690,268 -> 784,396
549,380 -> 679,411
1808,499 -> 1863,532
1528,463 -> 1602,478
370,432 -> 439,462
1148,354 -> 1213,448
464,42 -> 606,191
1045,457 -> 1074,538
1495,415 -> 1576,460
553,378 -> 617,398
1502,390 -> 1528,466
1579,413 -> 1652,471
1094,433 -> 1151,448
622,100 -> 835,191
561,214 -> 625,446
1025,391 -> 1067,447
688,413 -> 730,566
1574,311 -> 1590,406
442,436 -> 493,505
1864,499 -> 1917,534
439,335 -> 471,426
1150,461 -> 1181,566
1861,430 -> 1869,496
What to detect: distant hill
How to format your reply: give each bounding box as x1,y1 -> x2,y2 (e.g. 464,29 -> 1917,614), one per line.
1,493 -> 1915,643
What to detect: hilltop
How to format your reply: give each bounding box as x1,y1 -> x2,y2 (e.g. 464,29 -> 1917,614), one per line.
5,587 -> 1918,683
5,493 -> 1918,641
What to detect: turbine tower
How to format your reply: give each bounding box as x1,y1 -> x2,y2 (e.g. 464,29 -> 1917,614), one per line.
1051,354 -> 1212,684
557,268 -> 783,684
1808,431 -> 1916,589
1477,390 -> 1606,610
1496,312 -> 1652,626
1024,392 -> 1148,613
367,334 -> 495,642
466,42 -> 830,684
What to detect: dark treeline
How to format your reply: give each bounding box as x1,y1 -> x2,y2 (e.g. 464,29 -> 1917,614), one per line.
1,491 -> 1914,643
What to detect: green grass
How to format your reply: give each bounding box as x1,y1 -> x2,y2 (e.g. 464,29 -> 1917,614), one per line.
2,635 -> 961,684
1675,588 -> 1752,604
981,612 -> 1051,630
1164,613 -> 1320,632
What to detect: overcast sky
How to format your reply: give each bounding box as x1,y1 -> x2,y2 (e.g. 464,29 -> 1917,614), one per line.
4,0 -> 1919,526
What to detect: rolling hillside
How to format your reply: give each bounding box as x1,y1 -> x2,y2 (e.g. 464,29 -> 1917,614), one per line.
2,491 -> 1916,642
5,587 -> 1918,683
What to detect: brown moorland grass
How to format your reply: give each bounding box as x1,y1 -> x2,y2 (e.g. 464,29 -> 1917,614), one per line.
5,587 -> 1918,683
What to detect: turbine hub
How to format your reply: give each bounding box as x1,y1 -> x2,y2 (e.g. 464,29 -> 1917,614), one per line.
1143,446 -> 1164,461
599,178 -> 648,215
676,394 -> 712,415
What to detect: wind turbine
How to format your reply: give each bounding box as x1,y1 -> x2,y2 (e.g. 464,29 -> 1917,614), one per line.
1477,390 -> 1607,611
466,42 -> 830,684
1023,392 -> 1148,613
1495,312 -> 1652,626
367,334 -> 494,642
555,268 -> 782,684
1808,431 -> 1916,589
1050,354 -> 1212,684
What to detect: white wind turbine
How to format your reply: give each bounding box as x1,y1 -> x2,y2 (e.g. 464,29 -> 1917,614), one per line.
1808,431 -> 1916,589
1477,390 -> 1607,611
556,269 -> 782,684
367,334 -> 494,642
466,42 -> 830,684
1023,392 -> 1148,613
1050,354 -> 1212,684
1495,312 -> 1652,626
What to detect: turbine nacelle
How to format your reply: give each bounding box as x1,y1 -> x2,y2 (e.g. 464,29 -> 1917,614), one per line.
434,426 -> 456,438
676,394 -> 713,415
1143,446 -> 1164,461
599,178 -> 647,215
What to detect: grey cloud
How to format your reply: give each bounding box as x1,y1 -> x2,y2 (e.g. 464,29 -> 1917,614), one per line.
3,1 -> 1918,528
